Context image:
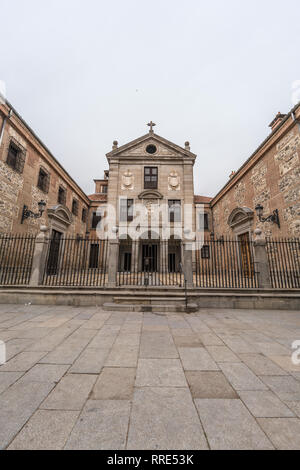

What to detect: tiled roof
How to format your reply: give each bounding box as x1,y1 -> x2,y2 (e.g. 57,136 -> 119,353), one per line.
194,195 -> 212,204
88,193 -> 108,202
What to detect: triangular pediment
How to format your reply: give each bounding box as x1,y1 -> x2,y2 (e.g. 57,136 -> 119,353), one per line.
106,133 -> 196,161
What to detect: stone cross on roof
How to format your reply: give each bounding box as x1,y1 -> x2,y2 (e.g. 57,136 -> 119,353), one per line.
147,121 -> 156,133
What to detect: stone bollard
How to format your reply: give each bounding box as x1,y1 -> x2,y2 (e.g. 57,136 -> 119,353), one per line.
253,228 -> 272,289
183,240 -> 194,289
107,239 -> 119,288
29,226 -> 49,287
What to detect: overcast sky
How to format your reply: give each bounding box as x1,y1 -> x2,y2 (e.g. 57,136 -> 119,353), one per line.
1,0 -> 300,196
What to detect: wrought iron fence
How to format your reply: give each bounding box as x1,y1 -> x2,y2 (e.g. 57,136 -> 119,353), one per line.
0,234 -> 36,285
266,238 -> 300,289
42,236 -> 109,286
194,238 -> 258,288
117,239 -> 184,287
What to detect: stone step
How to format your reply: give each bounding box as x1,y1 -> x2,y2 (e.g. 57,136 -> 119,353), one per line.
103,302 -> 198,313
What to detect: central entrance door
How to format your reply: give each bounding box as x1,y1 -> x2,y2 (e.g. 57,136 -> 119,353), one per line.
142,244 -> 158,271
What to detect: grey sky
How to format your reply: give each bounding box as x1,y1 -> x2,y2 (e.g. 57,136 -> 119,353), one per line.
1,0 -> 300,196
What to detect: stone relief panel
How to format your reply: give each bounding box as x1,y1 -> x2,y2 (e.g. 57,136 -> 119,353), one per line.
168,170 -> 180,191
234,182 -> 246,206
121,170 -> 134,190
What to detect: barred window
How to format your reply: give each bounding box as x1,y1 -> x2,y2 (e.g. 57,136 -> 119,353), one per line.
168,200 -> 181,223
58,186 -> 66,205
82,207 -> 87,223
6,140 -> 26,173
72,198 -> 79,216
201,245 -> 210,259
37,167 -> 50,193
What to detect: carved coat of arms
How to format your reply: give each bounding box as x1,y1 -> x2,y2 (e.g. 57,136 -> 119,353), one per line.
121,170 -> 133,190
168,171 -> 180,191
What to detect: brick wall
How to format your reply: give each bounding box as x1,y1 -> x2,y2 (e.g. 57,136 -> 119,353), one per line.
211,114 -> 300,238
0,104 -> 89,235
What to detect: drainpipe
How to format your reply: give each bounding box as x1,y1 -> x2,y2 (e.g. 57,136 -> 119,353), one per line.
0,108 -> 13,147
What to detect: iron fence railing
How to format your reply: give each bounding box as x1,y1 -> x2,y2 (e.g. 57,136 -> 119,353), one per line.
117,239 -> 184,287
0,234 -> 36,285
266,238 -> 300,289
194,238 -> 258,288
42,237 -> 109,287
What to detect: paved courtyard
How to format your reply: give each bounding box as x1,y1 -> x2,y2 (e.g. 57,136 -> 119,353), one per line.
0,304 -> 300,450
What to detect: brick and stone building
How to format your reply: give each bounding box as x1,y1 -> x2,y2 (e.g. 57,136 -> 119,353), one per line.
1,98 -> 300,270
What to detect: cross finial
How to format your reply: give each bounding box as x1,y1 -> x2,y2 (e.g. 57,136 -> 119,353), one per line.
147,121 -> 156,133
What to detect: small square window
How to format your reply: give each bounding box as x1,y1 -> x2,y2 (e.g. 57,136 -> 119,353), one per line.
58,186 -> 67,205
6,140 -> 26,173
201,245 -> 210,259
37,167 -> 50,193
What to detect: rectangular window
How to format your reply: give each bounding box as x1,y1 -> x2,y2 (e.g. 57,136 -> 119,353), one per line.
91,211 -> 102,229
101,185 -> 108,194
82,208 -> 87,223
204,213 -> 209,230
89,244 -> 99,268
120,199 -> 134,222
6,140 -> 26,173
144,167 -> 158,189
198,213 -> 209,231
201,245 -> 210,259
168,200 -> 181,223
72,199 -> 79,216
37,167 -> 50,193
58,186 -> 66,205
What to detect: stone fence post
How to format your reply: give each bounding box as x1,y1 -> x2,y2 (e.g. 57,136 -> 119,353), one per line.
183,240 -> 194,288
253,228 -> 272,289
107,239 -> 119,288
29,226 -> 49,287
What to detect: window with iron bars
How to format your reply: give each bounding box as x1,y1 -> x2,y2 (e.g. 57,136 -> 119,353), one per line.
58,186 -> 67,205
168,200 -> 181,223
144,167 -> 158,189
6,140 -> 26,173
37,167 -> 50,193
201,245 -> 210,259
120,199 -> 134,222
72,198 -> 79,216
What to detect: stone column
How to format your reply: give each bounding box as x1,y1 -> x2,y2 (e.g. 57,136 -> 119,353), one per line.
29,225 -> 49,286
107,239 -> 119,288
183,240 -> 194,288
253,228 -> 272,289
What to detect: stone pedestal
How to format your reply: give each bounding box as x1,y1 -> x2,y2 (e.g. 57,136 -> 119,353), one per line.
29,226 -> 49,286
253,228 -> 272,289
108,240 -> 120,287
183,241 -> 194,288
